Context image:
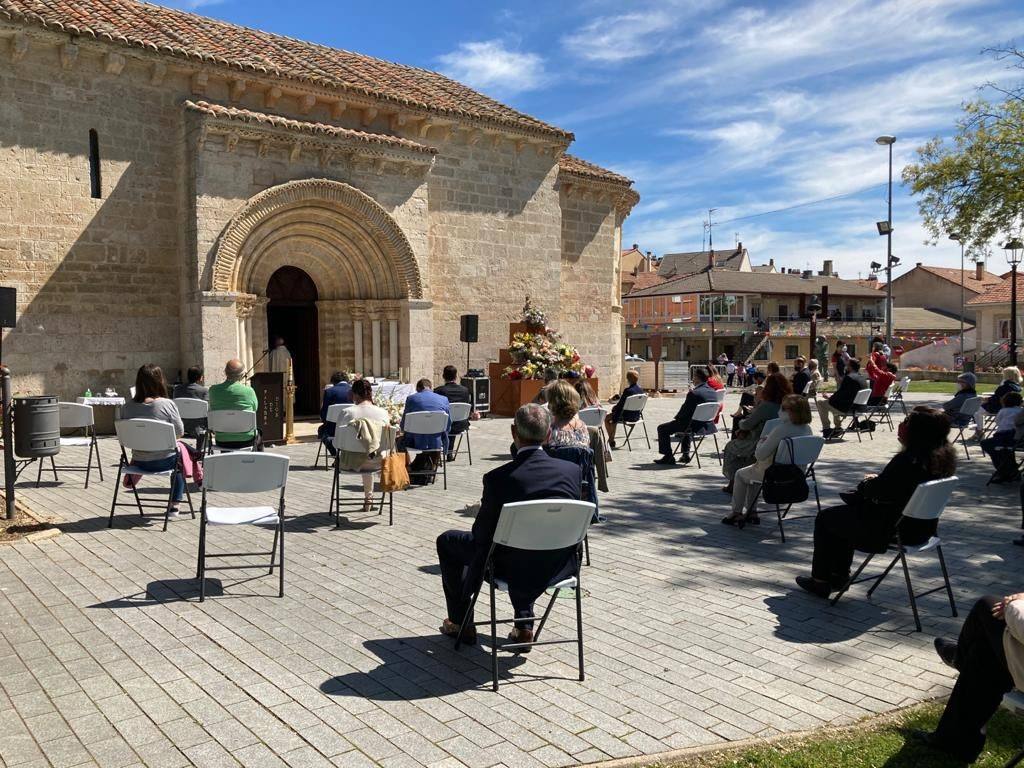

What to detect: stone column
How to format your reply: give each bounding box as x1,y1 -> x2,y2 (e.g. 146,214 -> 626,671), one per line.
371,318 -> 382,377
388,319 -> 399,378
351,305 -> 366,375
401,299 -> 434,381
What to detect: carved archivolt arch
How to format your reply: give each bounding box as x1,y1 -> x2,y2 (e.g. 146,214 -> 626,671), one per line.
210,178 -> 423,299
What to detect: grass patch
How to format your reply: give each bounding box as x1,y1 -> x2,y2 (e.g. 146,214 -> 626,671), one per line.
902,380 -> 959,395
657,702 -> 1024,767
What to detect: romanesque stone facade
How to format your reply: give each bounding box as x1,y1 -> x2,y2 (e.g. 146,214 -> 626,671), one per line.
0,0 -> 638,402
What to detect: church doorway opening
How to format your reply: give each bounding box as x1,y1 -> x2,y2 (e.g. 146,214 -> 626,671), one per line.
266,266 -> 320,416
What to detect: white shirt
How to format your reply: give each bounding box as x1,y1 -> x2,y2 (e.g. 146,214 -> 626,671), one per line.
268,346 -> 291,373
338,401 -> 389,426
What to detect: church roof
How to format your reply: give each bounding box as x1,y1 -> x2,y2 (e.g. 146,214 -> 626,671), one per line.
0,0 -> 572,140
558,154 -> 634,186
185,100 -> 436,153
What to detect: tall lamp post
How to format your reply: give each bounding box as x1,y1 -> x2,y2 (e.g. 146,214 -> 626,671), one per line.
876,134 -> 896,345
950,233 -> 966,370
1005,238 -> 1022,368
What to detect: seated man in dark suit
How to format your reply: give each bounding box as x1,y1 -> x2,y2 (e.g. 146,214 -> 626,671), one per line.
436,403 -> 582,645
172,365 -> 208,447
605,369 -> 643,448
317,371 -> 353,456
654,367 -> 718,465
815,357 -> 869,437
434,365 -> 472,459
791,357 -> 811,397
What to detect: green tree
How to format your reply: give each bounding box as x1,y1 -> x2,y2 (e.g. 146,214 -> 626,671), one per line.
903,46 -> 1024,253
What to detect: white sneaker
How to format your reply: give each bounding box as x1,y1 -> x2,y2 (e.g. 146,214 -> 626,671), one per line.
167,508 -> 181,519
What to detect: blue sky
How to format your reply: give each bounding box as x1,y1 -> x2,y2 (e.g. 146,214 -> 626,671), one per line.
166,0 -> 1023,280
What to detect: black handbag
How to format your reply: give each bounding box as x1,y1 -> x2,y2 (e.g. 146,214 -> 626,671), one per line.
762,438 -> 809,504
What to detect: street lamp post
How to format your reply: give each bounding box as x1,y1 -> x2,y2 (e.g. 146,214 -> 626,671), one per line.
876,135 -> 896,345
1005,238 -> 1022,368
950,233 -> 965,370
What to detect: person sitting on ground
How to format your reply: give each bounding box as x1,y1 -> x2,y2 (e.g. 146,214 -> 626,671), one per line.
654,368 -> 719,466
573,379 -> 600,408
545,381 -> 591,450
725,360 -> 737,387
121,364 -> 185,516
815,357 -> 868,437
532,368 -> 559,405
605,370 -> 643,448
805,359 -> 823,396
723,394 -> 814,528
208,359 -> 259,450
435,365 -> 472,459
172,365 -> 208,446
399,379 -> 452,474
795,407 -> 956,598
334,378 -> 391,512
722,372 -> 791,490
975,366 -> 1023,438
436,404 -> 582,646
980,392 -> 1024,482
913,592 -> 1024,764
791,357 -> 811,397
317,371 -> 353,457
942,371 -> 979,428
867,361 -> 897,406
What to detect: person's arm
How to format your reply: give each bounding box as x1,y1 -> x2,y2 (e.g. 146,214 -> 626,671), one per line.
470,473 -> 501,545
675,391 -> 698,428
740,402 -> 770,431
859,453 -> 911,503
320,390 -> 331,422
754,423 -> 784,461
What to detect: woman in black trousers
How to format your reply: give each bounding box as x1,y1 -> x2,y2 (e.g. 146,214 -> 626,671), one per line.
796,408 -> 956,597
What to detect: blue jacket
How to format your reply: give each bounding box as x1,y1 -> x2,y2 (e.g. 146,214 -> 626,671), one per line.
610,383 -> 644,422
401,389 -> 451,450
317,382 -> 352,439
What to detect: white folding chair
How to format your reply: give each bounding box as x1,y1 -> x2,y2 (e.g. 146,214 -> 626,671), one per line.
454,499 -> 596,691
196,453 -> 289,601
832,388 -> 872,442
402,411 -> 450,489
830,476 -> 959,632
109,419 -> 194,531
329,423 -> 394,526
174,397 -> 209,450
447,402 -> 474,465
619,393 -> 650,450
671,401 -> 722,467
751,435 -> 825,542
714,388 -> 727,403
41,402 -> 104,489
206,410 -> 258,455
951,396 -> 984,459
315,403 -> 353,469
890,376 -> 911,416
578,406 -> 607,429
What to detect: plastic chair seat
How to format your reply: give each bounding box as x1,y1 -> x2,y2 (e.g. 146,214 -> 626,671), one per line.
123,464 -> 175,477
59,437 -> 92,447
494,575 -> 578,592
205,506 -> 279,526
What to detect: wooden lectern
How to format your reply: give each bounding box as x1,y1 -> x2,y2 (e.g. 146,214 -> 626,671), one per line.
251,372 -> 285,445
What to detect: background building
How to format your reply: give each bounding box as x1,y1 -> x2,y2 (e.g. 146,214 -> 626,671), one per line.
888,263 -> 1002,324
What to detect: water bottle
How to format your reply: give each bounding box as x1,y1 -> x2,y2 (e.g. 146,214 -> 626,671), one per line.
84,387 -> 92,398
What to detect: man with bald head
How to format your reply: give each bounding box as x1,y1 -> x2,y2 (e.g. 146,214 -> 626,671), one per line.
208,358 -> 260,449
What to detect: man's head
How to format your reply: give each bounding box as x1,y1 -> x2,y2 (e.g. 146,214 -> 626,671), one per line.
847,357 -> 861,372
187,365 -> 204,384
957,371 -> 977,390
807,359 -> 818,371
416,378 -> 433,392
272,336 -> 285,349
543,368 -> 558,384
626,369 -> 639,386
511,403 -> 551,448
442,365 -> 458,383
331,371 -> 349,385
691,367 -> 708,385
793,357 -> 806,371
224,359 -> 245,382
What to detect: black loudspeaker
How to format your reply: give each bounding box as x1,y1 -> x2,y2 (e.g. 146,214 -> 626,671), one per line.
459,314 -> 479,343
0,286 -> 15,328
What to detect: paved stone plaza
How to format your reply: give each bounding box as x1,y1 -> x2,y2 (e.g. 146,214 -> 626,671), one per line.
1,393 -> 1020,768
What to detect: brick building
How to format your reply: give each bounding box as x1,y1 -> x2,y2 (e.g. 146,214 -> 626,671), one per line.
0,0 -> 638,409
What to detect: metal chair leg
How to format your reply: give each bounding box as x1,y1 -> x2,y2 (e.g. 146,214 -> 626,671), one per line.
642,419 -> 651,449
490,580 -> 499,692
936,545 -> 957,617
467,431 -> 472,466
108,458 -> 124,528
532,588 -> 560,642
899,551 -> 922,632
830,553 -> 875,606
455,587 -> 482,651
713,433 -> 721,465
278,519 -> 285,598
576,570 -> 585,681
198,518 -> 207,602
269,526 -> 279,574
94,433 -> 104,482
866,552 -> 900,597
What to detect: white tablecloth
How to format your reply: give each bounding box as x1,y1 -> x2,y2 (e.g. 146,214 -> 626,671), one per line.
371,381 -> 415,403
76,396 -> 126,407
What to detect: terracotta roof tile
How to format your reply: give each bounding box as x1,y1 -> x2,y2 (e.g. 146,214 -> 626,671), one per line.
185,100 -> 435,153
967,273 -> 1024,305
0,0 -> 572,139
627,268 -> 884,299
558,154 -> 634,186
899,264 -> 1004,294
625,272 -> 666,294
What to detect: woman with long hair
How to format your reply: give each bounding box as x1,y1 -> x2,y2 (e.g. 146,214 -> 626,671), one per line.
721,372 -> 792,492
573,379 -> 600,408
796,407 -> 956,598
120,364 -> 186,515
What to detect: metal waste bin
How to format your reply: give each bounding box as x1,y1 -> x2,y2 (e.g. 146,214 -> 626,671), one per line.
13,396 -> 60,458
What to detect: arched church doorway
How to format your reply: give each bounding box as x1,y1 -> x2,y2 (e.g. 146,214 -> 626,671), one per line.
267,266 -> 320,415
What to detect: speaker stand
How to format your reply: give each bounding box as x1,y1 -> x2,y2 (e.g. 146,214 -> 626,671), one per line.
465,341 -> 472,374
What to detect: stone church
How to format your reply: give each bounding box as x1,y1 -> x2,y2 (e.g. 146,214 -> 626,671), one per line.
0,0 -> 638,411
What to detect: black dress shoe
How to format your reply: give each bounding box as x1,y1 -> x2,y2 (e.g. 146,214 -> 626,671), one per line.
933,637 -> 958,668
1015,537 -> 1024,547
795,575 -> 831,598
654,455 -> 676,465
721,515 -> 745,530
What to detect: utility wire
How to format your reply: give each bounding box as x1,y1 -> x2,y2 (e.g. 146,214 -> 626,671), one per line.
714,182 -> 892,226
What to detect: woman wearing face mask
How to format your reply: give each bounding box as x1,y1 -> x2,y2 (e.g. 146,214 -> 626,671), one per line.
796,406 -> 956,598
723,394 -> 814,528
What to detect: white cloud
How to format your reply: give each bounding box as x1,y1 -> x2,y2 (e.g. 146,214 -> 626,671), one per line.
437,41 -> 546,95
562,11 -> 675,63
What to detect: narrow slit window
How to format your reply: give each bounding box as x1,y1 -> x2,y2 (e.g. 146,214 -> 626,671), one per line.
88,129 -> 101,199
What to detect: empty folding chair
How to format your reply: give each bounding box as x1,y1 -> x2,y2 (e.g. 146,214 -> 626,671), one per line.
329,423 -> 394,526
42,402 -> 104,489
830,476 -> 959,632
402,411 -> 450,489
950,396 -> 984,459
196,452 -> 289,601
891,376 -> 911,415
672,401 -> 722,468
832,388 -> 872,442
454,499 -> 595,691
447,402 -> 473,465
109,419 -> 194,531
751,435 -> 825,542
315,403 -> 353,469
206,410 -> 258,455
173,397 -> 209,450
619,393 -> 650,450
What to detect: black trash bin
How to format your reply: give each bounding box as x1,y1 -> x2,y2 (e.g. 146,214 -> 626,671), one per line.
13,396 -> 60,459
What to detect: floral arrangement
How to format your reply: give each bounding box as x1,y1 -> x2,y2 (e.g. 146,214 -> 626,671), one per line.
522,296 -> 547,328
372,393 -> 404,426
502,299 -> 589,379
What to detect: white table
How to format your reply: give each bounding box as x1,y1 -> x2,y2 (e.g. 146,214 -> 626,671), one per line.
371,381 -> 415,403
76,396 -> 126,434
